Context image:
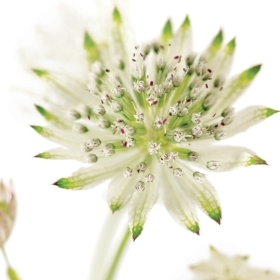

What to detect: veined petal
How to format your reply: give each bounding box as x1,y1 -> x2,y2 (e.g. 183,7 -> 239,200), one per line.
31,125 -> 88,148
128,167 -> 159,240
226,106 -> 278,138
201,29 -> 223,63
108,171 -> 140,212
179,164 -> 221,224
31,124 -> 125,149
35,104 -> 70,129
110,7 -> 130,68
32,68 -> 92,104
84,31 -> 100,63
213,37 -> 236,80
160,165 -> 200,234
210,64 -> 261,115
169,15 -> 192,58
161,19 -> 173,45
53,148 -> 141,190
35,147 -> 99,163
196,146 -> 267,172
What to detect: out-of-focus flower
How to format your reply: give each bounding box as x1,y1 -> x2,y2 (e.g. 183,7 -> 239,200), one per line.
28,4 -> 278,240
190,246 -> 280,280
0,180 -> 16,248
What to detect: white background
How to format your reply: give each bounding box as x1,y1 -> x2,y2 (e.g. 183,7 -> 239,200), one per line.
0,0 -> 280,279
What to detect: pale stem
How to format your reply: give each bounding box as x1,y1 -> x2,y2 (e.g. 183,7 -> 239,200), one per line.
104,227 -> 131,280
88,209 -> 130,280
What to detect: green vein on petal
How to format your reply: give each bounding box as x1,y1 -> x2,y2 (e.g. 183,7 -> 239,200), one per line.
112,7 -> 122,25
161,19 -> 173,44
84,31 -> 100,62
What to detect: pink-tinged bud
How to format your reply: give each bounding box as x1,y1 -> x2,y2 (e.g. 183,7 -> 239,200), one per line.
0,180 -> 16,247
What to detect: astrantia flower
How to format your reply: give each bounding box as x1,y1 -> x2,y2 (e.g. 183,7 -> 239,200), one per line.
190,246 -> 280,280
29,6 -> 278,240
0,180 -> 16,248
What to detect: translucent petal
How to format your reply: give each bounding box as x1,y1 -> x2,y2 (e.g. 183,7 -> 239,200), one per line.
108,172 -> 140,212
226,106 -> 278,138
201,29 -> 223,63
159,165 -> 200,233
210,64 -> 261,115
212,37 -> 236,80
128,177 -> 159,240
53,148 -> 141,190
169,15 -> 192,58
197,145 -> 267,172
179,164 -> 221,223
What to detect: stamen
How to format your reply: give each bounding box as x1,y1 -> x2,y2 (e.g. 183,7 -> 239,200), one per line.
188,152 -> 199,162
123,125 -> 135,136
110,100 -> 123,112
84,154 -> 98,163
146,95 -> 158,106
133,80 -> 145,93
169,152 -> 179,161
191,113 -> 202,124
135,181 -> 145,191
81,138 -> 101,152
207,161 -> 220,170
173,168 -> 184,177
134,112 -> 144,122
174,131 -> 189,143
102,144 -> 115,157
94,105 -> 106,115
72,123 -> 88,133
126,136 -> 135,147
111,84 -> 126,98
98,117 -> 110,128
214,130 -> 226,140
144,174 -> 155,183
148,142 -> 161,155
192,125 -> 203,137
123,167 -> 133,178
66,110 -> 81,120
193,172 -> 205,183
160,154 -> 169,165
136,162 -> 146,173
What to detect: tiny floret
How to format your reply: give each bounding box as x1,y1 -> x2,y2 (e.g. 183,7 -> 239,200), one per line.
193,172 -> 205,183
123,167 -> 133,178
173,168 -> 184,177
207,161 -> 220,170
135,181 -> 145,191
102,144 -> 115,157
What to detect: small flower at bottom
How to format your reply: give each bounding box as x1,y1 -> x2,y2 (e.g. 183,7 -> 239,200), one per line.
0,180 -> 16,248
190,246 -> 280,280
28,5 -> 278,240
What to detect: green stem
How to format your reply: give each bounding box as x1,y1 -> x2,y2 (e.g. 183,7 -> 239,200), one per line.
1,247 -> 20,280
105,227 -> 131,280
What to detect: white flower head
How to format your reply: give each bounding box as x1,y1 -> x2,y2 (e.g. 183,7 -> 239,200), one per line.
190,246 -> 280,280
29,6 -> 278,240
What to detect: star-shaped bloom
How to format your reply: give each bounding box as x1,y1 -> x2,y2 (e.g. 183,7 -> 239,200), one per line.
190,246 -> 280,280
29,5 -> 278,240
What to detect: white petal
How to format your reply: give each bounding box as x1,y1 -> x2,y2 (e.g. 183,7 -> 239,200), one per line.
196,145 -> 266,172
108,172 -> 140,212
178,163 -> 221,224
54,148 -> 141,190
226,106 -> 278,138
128,171 -> 159,240
159,165 -> 200,234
